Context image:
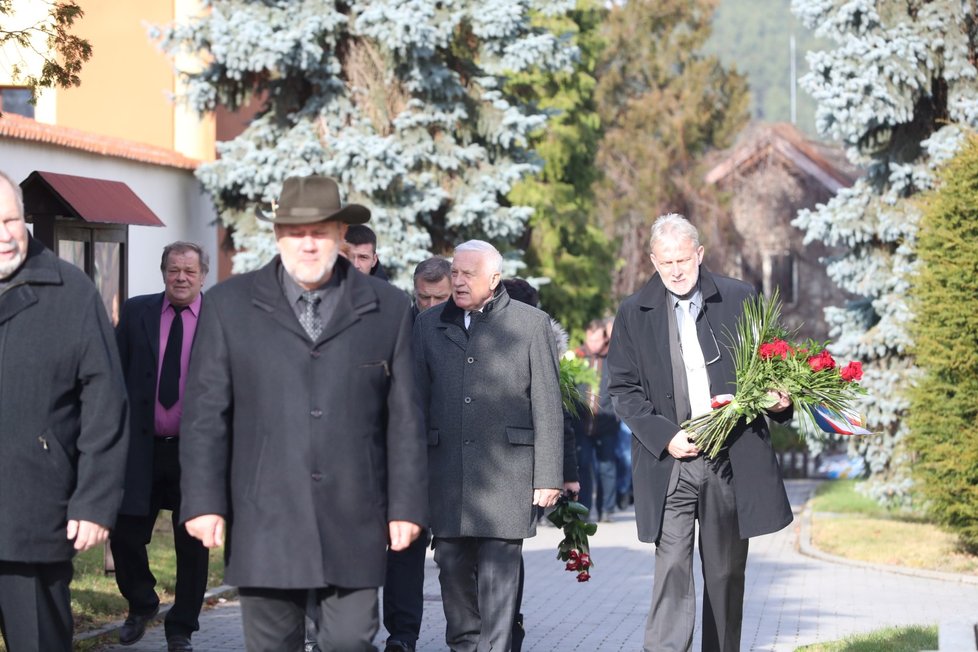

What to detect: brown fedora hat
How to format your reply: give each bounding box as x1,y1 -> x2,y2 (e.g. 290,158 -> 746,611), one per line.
256,176 -> 370,225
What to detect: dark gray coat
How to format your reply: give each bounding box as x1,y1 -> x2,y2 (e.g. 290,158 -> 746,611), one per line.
606,269 -> 793,543
0,237 -> 128,562
179,256 -> 427,589
413,287 -> 563,539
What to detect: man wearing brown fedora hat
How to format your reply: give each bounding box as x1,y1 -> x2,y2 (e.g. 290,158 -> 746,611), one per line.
178,175 -> 428,651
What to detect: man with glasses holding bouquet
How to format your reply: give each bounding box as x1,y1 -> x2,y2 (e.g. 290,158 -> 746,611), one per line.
606,214 -> 793,652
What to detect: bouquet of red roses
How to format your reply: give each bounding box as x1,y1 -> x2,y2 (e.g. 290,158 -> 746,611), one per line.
547,494 -> 597,582
684,291 -> 870,458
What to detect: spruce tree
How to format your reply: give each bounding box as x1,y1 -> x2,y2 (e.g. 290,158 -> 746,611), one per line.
906,134 -> 978,551
593,0 -> 750,297
508,0 -> 615,337
155,0 -> 576,281
791,0 -> 978,503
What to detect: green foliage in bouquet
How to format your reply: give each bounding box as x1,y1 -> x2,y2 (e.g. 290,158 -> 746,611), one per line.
685,290 -> 868,458
559,354 -> 599,418
907,133 -> 978,554
547,494 -> 597,581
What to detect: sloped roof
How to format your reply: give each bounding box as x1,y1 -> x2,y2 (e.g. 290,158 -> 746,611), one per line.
0,113 -> 200,171
21,170 -> 165,227
705,122 -> 859,192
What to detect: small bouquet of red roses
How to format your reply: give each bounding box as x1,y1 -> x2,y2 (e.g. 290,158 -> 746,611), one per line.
684,291 -> 870,458
547,493 -> 597,582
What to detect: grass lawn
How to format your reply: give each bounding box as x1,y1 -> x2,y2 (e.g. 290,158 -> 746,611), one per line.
794,624 -> 937,651
810,480 -> 978,575
0,514 -> 224,652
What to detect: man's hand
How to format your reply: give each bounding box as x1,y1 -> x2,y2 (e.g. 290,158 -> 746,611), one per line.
563,481 -> 581,499
185,514 -> 225,548
766,390 -> 791,413
667,430 -> 700,459
67,520 -> 108,552
533,488 -> 561,508
389,520 -> 422,551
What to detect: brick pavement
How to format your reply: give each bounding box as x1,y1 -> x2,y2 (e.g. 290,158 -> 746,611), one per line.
97,480 -> 978,651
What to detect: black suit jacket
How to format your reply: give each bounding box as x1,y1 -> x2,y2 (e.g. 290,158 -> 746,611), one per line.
115,292 -> 200,516
607,268 -> 793,543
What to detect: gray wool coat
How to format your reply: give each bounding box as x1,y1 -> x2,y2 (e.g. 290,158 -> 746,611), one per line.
413,287 -> 563,540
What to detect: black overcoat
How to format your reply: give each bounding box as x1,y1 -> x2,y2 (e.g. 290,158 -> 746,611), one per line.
179,256 -> 427,589
0,237 -> 128,562
606,269 -> 793,543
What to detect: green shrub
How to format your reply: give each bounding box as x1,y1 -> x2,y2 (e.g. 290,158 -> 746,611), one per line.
906,132 -> 978,553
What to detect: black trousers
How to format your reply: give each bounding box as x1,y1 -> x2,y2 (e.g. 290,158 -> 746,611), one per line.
0,560 -> 73,652
240,585 -> 379,652
111,438 -> 209,637
383,528 -> 429,647
434,537 -> 523,652
645,456 -> 749,652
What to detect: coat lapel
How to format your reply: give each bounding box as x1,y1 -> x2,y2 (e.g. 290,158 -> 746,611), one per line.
139,293 -> 164,363
636,276 -> 676,407
251,258 -> 311,342
0,238 -> 59,325
319,261 -> 377,343
437,299 -> 469,351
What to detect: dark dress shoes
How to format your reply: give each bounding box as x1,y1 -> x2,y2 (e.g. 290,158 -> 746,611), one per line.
167,633 -> 193,652
118,605 -> 159,645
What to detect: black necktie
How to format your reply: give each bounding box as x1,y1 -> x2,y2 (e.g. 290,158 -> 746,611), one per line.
158,305 -> 186,408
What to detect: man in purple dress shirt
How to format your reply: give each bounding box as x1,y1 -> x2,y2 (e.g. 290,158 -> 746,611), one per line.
111,242 -> 210,652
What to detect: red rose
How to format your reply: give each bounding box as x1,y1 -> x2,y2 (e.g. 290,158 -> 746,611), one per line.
565,560 -> 580,572
577,571 -> 591,582
840,361 -> 863,382
568,549 -> 579,560
807,350 -> 836,372
578,553 -> 591,569
760,339 -> 793,360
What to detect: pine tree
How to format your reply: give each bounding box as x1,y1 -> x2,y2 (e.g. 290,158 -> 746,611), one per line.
155,0 -> 577,281
791,0 -> 978,504
906,133 -> 978,551
593,0 -> 750,297
507,0 -> 615,338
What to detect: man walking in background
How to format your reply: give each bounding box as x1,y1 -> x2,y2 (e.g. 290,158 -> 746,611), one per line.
112,242 -> 210,651
0,171 -> 128,651
345,224 -> 388,279
607,213 -> 793,652
179,175 -> 427,651
413,240 -> 563,652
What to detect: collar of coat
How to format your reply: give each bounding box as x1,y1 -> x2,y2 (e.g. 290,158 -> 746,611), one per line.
635,266 -> 721,311
250,255 -> 380,343
439,282 -> 510,328
0,236 -> 64,325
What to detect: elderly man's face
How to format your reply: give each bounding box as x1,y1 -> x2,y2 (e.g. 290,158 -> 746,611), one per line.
275,220 -> 348,290
0,181 -> 28,280
650,232 -> 704,298
163,249 -> 206,308
451,250 -> 500,312
414,276 -> 452,312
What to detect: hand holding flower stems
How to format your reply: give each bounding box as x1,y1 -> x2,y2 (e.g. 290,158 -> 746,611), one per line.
683,291 -> 871,459
547,493 -> 597,582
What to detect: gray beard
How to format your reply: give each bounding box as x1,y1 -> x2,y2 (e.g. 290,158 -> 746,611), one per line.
0,248 -> 24,281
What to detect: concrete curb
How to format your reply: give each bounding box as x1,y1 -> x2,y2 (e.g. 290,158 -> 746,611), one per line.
74,584 -> 239,643
797,502 -> 978,585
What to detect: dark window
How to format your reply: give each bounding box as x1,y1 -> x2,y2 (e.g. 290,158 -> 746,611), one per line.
0,87 -> 34,118
765,252 -> 795,304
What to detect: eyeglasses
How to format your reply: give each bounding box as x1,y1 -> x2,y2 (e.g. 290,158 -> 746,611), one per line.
680,311 -> 721,371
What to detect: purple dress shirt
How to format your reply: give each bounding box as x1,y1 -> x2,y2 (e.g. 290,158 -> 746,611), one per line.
154,293 -> 201,437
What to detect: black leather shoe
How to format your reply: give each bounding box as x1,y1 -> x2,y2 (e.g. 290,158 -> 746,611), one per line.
118,606 -> 159,645
167,633 -> 193,652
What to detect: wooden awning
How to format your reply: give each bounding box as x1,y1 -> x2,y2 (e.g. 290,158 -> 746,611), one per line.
20,170 -> 165,227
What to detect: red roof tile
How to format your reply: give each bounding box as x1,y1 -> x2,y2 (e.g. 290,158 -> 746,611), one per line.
0,113 -> 201,170
22,170 -> 165,227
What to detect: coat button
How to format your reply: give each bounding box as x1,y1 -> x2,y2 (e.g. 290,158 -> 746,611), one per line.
467,357 -> 475,364
464,397 -> 472,404
311,409 -> 323,418
311,472 -> 323,481
665,393 -> 673,399
310,350 -> 321,358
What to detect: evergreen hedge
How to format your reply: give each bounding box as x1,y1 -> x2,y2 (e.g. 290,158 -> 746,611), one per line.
907,133 -> 978,553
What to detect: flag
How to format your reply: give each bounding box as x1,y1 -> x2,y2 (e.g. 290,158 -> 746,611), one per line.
809,405 -> 871,436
